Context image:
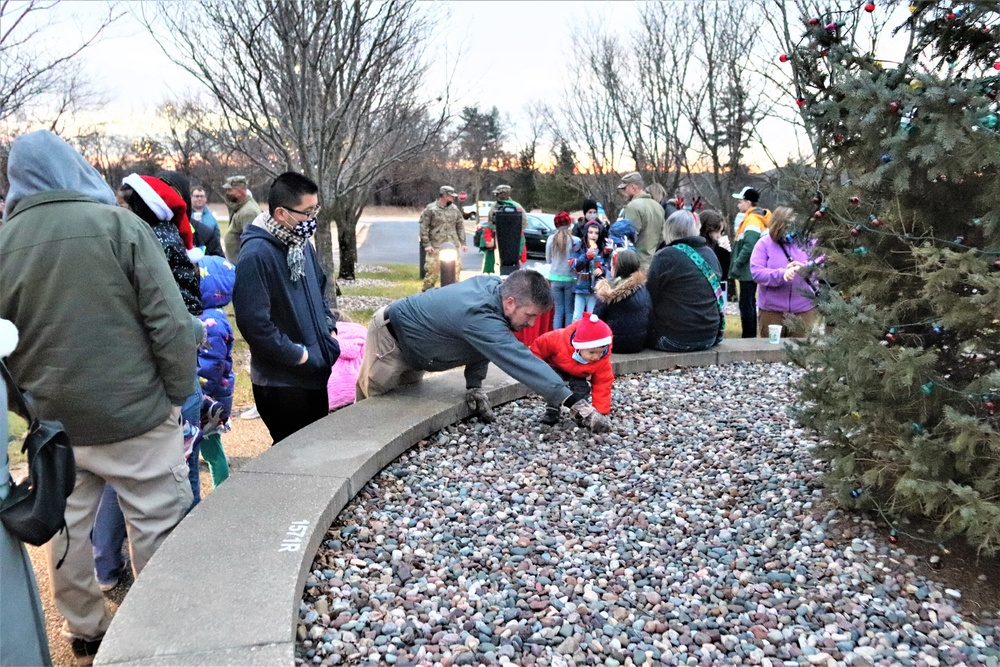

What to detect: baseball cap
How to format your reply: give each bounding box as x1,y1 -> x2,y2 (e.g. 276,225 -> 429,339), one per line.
732,186 -> 760,203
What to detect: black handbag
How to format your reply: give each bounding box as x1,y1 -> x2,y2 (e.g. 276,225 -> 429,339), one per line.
1,359 -> 76,548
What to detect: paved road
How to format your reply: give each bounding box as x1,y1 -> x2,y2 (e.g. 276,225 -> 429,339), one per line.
358,220 -> 484,270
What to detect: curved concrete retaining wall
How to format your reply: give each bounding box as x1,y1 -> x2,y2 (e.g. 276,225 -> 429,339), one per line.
95,339 -> 788,666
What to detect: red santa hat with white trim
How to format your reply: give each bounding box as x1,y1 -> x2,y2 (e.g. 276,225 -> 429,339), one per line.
572,313 -> 613,349
122,173 -> 200,262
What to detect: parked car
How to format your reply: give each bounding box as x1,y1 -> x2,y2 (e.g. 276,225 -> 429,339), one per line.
462,203 -> 477,220
472,211 -> 555,259
524,212 -> 556,260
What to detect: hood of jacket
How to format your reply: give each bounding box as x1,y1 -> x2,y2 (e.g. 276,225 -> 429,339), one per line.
5,130 -> 116,218
595,271 -> 646,304
199,254 -> 236,309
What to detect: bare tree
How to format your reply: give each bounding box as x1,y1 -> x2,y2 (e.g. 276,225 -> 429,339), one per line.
0,0 -> 119,127
681,0 -> 773,219
139,0 -> 450,286
751,0 -> 893,171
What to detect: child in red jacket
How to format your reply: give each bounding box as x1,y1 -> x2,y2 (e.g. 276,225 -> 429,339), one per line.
531,313 -> 614,428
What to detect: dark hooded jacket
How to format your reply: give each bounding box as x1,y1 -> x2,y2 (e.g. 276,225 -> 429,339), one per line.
232,215 -> 340,390
593,271 -> 652,353
0,130 -> 199,445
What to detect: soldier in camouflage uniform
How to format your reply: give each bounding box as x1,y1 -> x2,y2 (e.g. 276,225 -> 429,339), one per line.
481,184 -> 528,274
421,185 -> 467,291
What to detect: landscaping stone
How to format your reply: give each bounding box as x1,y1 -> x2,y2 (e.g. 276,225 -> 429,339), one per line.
295,362 -> 1000,665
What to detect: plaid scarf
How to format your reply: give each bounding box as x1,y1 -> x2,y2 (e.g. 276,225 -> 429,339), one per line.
260,214 -> 309,282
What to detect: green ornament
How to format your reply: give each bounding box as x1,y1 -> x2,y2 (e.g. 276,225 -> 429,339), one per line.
921,382 -> 934,395
911,422 -> 925,435
979,113 -> 999,129
948,97 -> 957,104
854,246 -> 869,256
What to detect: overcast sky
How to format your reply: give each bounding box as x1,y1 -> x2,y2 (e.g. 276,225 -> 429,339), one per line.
40,0 -> 826,170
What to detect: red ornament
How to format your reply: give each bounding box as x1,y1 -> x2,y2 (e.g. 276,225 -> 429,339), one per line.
993,259 -> 1000,271
834,134 -> 844,144
870,217 -> 883,228
985,401 -> 996,414
821,50 -> 829,57
994,62 -> 1000,71
885,333 -> 897,344
888,533 -> 898,544
850,226 -> 862,238
947,12 -> 956,19
797,98 -> 806,107
812,194 -> 823,205
809,17 -> 820,26
849,196 -> 861,206
779,53 -> 789,63
825,21 -> 838,31
814,210 -> 825,220
888,101 -> 901,113
864,2 -> 875,11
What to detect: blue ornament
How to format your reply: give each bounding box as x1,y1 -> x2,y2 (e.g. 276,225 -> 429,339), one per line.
880,153 -> 893,163
851,488 -> 863,498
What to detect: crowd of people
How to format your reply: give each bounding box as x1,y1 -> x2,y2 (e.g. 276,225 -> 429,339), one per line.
468,173 -> 819,360
0,130 -> 820,666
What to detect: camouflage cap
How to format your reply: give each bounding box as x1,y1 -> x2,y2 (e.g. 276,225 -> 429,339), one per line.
617,172 -> 644,190
439,185 -> 457,196
222,175 -> 248,189
493,184 -> 512,194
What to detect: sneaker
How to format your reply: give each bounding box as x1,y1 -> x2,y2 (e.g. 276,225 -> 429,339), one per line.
71,636 -> 103,666
240,405 -> 260,420
98,576 -> 119,593
182,422 -> 201,459
540,407 -> 560,426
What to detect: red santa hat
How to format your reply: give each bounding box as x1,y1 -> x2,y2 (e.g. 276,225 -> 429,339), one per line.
572,313 -> 613,349
122,173 -> 194,251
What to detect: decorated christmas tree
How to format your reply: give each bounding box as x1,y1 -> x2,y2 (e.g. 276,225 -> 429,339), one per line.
786,1 -> 1000,554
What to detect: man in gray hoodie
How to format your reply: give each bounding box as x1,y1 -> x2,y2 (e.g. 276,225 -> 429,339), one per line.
0,131 -> 198,666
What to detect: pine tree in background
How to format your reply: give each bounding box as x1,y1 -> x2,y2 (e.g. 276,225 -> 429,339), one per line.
785,1 -> 1000,554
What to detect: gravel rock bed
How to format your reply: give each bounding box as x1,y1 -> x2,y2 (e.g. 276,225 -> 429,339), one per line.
297,362 -> 999,666
338,295 -> 397,312
355,264 -> 392,274
340,278 -> 399,289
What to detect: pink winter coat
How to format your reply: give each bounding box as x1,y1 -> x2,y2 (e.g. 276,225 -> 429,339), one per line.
327,321 -> 368,410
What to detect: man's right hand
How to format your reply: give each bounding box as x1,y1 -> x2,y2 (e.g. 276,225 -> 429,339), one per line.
425,246 -> 436,255
298,345 -> 309,365
569,399 -> 612,433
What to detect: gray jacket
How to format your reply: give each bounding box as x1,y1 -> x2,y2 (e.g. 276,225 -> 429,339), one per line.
386,276 -> 572,407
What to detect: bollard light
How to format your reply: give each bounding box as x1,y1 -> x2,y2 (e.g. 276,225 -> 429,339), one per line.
439,242 -> 458,286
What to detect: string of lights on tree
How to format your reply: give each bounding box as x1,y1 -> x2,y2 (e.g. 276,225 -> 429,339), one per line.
777,2 -> 1000,556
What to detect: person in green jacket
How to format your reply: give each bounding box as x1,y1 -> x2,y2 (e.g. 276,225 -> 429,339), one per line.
0,130 -> 199,666
221,174 -> 262,263
618,172 -> 667,269
730,186 -> 771,338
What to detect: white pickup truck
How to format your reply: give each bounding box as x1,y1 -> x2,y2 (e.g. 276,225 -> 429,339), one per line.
462,200 -> 494,223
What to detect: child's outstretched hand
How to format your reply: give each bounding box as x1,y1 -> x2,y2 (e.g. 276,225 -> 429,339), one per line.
586,248 -> 596,260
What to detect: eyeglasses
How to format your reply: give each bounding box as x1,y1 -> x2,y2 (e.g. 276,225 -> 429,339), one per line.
282,204 -> 321,218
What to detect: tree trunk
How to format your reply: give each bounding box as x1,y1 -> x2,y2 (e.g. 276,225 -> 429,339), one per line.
315,211 -> 339,311
334,201 -> 363,281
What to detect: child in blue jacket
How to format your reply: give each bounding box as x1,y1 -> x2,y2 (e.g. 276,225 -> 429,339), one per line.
198,255 -> 236,487
570,220 -> 607,322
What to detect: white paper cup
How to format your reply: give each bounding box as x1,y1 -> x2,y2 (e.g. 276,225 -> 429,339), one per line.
768,324 -> 782,344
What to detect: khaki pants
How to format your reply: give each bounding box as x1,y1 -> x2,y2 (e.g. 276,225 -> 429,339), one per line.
355,307 -> 425,400
47,415 -> 193,641
758,308 -> 819,339
422,252 -> 463,291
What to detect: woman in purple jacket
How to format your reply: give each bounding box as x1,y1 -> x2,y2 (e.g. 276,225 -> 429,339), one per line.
749,207 -> 819,338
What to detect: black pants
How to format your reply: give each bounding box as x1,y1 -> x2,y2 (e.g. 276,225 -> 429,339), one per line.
738,279 -> 757,338
252,384 -> 329,445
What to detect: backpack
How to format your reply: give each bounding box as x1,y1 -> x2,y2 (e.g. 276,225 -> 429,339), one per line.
1,360 -> 76,549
